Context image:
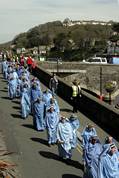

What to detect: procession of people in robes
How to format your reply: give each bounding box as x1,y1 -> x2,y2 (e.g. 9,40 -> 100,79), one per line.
1,56 -> 119,178
82,125 -> 119,178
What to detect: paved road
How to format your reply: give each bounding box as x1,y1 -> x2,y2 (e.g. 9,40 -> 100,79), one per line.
0,70 -> 118,178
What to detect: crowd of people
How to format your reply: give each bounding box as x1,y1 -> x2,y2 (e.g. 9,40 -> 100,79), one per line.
1,57 -> 80,159
1,56 -> 119,178
81,125 -> 119,178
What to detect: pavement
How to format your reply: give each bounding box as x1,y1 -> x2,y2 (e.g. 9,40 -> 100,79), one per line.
0,66 -> 119,178
0,131 -> 20,177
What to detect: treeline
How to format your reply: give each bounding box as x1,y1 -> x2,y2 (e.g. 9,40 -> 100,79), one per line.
2,20 -> 119,61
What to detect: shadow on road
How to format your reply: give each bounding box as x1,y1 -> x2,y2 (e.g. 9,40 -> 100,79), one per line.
2,80 -> 7,83
39,151 -> 84,170
62,174 -> 82,178
1,96 -> 10,100
13,106 -> 21,110
12,100 -> 20,105
11,113 -> 21,118
22,124 -> 35,130
60,108 -> 72,112
31,137 -> 49,146
0,89 -> 7,92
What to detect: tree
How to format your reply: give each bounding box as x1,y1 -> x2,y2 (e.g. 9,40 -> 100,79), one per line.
40,34 -> 51,46
112,23 -> 119,33
12,33 -> 28,48
54,33 -> 67,51
27,27 -> 41,48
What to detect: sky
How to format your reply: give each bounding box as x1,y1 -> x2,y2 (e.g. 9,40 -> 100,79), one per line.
0,0 -> 119,43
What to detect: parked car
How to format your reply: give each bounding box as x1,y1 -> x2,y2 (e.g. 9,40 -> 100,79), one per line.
84,57 -> 107,64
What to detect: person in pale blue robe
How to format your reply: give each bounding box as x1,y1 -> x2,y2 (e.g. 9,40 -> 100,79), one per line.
17,66 -> 24,77
21,84 -> 31,119
81,124 -> 97,167
2,60 -> 8,79
45,105 -> 59,146
15,64 -> 20,76
81,124 -> 97,148
68,114 -> 80,149
12,69 -> 18,80
102,136 -> 119,167
42,89 -> 52,118
12,69 -> 19,93
83,136 -> 103,178
8,71 -> 17,99
57,116 -> 73,159
42,89 -> 52,106
30,83 -> 42,113
102,136 -> 117,152
24,69 -> 30,80
33,77 -> 41,91
30,83 -> 42,102
46,96 -> 60,114
16,77 -> 22,97
98,143 -> 119,178
21,75 -> 30,91
2,59 -> 6,73
33,97 -> 45,131
7,65 -> 13,79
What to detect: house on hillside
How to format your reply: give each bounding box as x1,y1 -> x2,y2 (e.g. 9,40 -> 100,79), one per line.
63,18 -> 113,26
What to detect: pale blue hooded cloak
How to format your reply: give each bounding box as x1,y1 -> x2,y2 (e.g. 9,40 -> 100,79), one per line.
33,99 -> 45,131
8,72 -> 17,99
83,140 -> 103,178
98,144 -> 119,178
21,88 -> 31,119
69,116 -> 80,149
81,126 -> 97,148
42,90 -> 52,105
57,119 -> 73,159
46,110 -> 59,144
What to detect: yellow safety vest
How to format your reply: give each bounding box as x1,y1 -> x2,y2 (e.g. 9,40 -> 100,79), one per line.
72,85 -> 78,97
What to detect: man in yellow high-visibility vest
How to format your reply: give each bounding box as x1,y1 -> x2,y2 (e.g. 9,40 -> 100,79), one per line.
71,79 -> 81,113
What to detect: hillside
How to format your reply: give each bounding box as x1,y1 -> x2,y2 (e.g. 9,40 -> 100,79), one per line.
0,41 -> 12,50
0,20 -> 116,60
12,20 -> 112,48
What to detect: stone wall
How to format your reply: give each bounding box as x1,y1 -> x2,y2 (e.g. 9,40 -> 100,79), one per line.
38,61 -> 119,98
33,66 -> 119,141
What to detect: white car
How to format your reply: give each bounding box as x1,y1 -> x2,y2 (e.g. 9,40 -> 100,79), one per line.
84,57 -> 107,64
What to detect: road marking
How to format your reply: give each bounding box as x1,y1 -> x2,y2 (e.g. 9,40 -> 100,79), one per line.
77,143 -> 82,149
76,146 -> 82,155
76,143 -> 83,155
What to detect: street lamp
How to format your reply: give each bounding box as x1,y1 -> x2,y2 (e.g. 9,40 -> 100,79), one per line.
100,66 -> 103,100
57,58 -> 59,74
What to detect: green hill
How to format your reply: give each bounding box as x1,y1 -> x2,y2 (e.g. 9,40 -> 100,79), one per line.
0,20 -> 115,61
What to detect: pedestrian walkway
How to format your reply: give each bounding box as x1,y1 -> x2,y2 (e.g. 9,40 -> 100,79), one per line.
0,105 -> 20,177
0,71 -> 84,178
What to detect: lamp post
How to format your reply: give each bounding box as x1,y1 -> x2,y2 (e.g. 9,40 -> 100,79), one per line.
57,58 -> 59,74
100,66 -> 103,100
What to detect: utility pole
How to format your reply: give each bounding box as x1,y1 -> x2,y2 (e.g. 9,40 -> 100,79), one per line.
100,66 -> 103,100
57,58 -> 59,74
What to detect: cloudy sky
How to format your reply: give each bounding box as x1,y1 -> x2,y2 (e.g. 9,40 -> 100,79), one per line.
0,0 -> 119,43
